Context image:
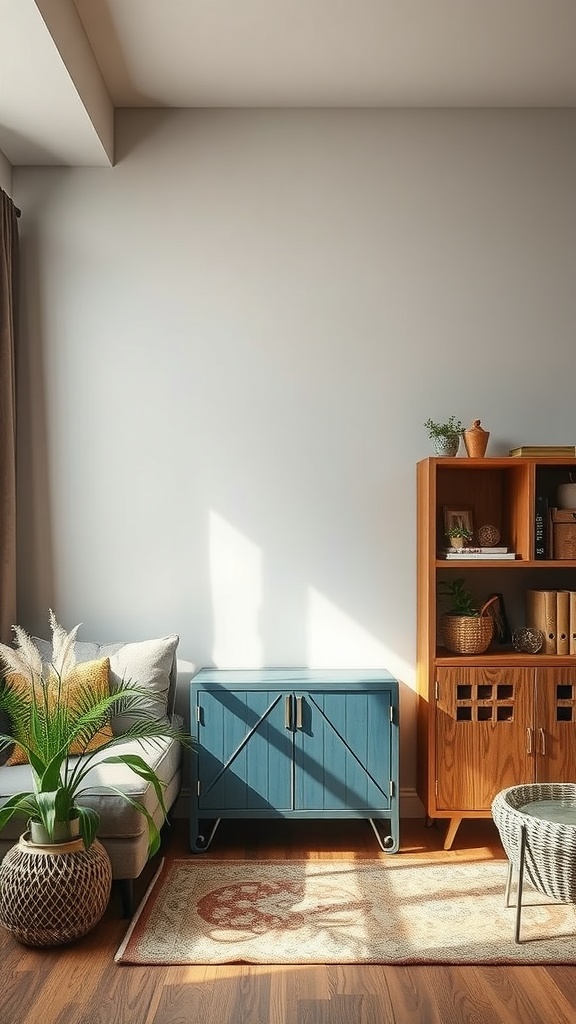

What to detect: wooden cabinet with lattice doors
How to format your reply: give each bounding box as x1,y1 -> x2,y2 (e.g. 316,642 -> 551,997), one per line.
533,668 -> 576,782
434,665 -> 576,849
435,666 -> 531,849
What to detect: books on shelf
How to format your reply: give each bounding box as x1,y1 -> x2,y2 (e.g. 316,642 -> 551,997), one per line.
534,494 -> 548,559
439,548 -> 516,560
571,592 -> 576,655
526,589 -> 557,654
557,590 -> 570,656
525,589 -> 576,655
509,445 -> 576,457
442,547 -> 508,554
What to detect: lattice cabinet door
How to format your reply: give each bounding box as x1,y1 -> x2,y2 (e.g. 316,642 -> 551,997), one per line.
534,668 -> 576,782
435,666 -> 533,811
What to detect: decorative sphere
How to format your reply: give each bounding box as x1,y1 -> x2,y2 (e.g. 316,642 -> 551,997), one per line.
512,628 -> 544,654
477,524 -> 500,547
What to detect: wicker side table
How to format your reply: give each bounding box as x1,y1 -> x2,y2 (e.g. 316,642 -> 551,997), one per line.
492,783 -> 576,942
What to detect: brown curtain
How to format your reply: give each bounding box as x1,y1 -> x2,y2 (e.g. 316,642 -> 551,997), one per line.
0,188 -> 19,643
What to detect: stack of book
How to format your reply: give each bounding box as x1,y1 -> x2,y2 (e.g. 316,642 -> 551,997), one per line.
509,445 -> 576,457
526,589 -> 576,655
439,547 -> 516,560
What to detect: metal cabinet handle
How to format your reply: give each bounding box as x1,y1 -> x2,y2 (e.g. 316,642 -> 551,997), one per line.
526,728 -> 533,754
539,728 -> 546,756
284,694 -> 292,730
296,695 -> 303,729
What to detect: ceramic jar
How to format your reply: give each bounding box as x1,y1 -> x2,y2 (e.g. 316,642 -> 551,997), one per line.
558,483 -> 576,509
434,435 -> 460,457
463,420 -> 490,458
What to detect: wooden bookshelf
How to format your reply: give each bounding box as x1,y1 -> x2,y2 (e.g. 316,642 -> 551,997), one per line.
416,456 -> 576,849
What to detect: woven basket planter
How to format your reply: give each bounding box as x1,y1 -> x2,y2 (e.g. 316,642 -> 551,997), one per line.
492,783 -> 576,903
0,834 -> 112,947
440,613 -> 494,655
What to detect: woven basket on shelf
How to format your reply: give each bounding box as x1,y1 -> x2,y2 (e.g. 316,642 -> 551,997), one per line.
440,597 -> 497,655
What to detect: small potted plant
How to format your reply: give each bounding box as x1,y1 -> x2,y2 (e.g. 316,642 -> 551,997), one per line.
437,579 -> 497,654
424,416 -> 464,457
445,524 -> 473,549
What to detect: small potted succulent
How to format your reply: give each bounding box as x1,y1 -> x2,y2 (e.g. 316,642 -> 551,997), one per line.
424,416 -> 464,457
445,524 -> 473,549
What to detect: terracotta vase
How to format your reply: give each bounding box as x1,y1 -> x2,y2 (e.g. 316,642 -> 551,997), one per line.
463,420 -> 490,458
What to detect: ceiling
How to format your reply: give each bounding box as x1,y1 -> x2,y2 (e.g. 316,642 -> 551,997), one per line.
2,0 -> 576,168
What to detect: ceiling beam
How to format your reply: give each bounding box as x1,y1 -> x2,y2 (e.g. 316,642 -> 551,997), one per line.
0,0 -> 113,166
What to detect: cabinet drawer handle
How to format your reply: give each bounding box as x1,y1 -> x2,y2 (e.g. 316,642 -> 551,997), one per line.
296,695 -> 303,729
284,694 -> 292,730
526,728 -> 533,754
539,728 -> 546,756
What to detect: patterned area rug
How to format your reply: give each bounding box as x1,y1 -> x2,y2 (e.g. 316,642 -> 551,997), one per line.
115,857 -> 576,965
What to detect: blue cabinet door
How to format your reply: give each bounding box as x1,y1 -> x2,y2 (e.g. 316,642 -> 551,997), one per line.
294,690 -> 391,811
197,688 -> 293,812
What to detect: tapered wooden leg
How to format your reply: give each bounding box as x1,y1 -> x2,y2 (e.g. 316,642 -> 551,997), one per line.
443,816 -> 463,850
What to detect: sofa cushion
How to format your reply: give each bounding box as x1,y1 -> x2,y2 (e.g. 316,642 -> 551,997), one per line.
3,657 -> 114,765
0,732 -> 183,840
33,634 -> 179,735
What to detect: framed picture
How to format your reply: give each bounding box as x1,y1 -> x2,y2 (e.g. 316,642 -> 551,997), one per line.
443,506 -> 474,536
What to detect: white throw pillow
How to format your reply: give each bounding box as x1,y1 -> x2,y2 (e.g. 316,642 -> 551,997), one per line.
32,633 -> 179,735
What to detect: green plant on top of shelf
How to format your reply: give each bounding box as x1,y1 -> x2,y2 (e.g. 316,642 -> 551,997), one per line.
438,578 -> 478,616
424,416 -> 464,440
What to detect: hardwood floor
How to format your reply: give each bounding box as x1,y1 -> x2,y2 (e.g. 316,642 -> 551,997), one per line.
1,817 -> 575,1024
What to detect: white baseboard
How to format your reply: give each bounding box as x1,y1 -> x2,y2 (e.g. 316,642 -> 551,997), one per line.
172,787 -> 425,820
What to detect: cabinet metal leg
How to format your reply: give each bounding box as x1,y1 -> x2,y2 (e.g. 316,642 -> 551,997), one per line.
514,825 -> 527,944
504,859 -> 514,907
190,817 -> 221,853
368,817 -> 399,854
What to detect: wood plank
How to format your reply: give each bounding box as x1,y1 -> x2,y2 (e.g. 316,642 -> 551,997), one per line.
0,819 -> 575,1024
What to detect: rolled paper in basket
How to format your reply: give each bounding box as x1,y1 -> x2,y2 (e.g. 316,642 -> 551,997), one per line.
480,595 -> 500,617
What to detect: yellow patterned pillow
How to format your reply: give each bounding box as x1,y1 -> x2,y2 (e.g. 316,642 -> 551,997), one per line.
5,657 -> 113,765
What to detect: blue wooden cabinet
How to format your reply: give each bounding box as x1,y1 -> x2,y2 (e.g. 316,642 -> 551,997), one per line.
189,668 -> 399,853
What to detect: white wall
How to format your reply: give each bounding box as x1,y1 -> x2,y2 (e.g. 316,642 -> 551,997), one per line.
13,109 -> 576,803
0,149 -> 12,194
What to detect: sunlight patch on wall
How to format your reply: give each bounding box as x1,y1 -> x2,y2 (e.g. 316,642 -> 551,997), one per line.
209,511 -> 263,667
307,586 -> 414,684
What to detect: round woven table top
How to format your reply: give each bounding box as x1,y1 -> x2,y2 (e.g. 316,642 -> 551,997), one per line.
518,799 -> 576,826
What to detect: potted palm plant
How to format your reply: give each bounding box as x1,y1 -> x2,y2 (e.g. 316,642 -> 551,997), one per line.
0,612 -> 189,946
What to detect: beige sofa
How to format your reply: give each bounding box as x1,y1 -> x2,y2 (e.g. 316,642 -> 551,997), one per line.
0,633 -> 184,916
